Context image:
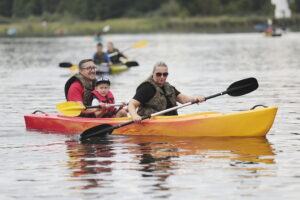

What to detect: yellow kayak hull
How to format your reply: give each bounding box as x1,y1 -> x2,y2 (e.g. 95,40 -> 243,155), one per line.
69,64 -> 128,74
24,106 -> 278,137
110,64 -> 128,74
113,106 -> 278,136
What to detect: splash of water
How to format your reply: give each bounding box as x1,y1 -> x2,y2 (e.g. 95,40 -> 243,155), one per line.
271,0 -> 292,18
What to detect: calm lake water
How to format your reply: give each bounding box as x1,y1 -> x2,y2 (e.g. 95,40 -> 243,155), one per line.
1,33 -> 300,199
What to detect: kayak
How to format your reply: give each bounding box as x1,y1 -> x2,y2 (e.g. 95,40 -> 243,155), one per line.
264,33 -> 282,37
95,63 -> 128,74
24,106 -> 278,137
69,63 -> 129,74
68,59 -> 138,75
74,63 -> 133,74
98,59 -> 139,74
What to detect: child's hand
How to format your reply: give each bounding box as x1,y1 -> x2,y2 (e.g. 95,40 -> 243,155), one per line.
99,103 -> 107,109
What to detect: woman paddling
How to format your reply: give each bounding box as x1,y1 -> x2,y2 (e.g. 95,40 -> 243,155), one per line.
128,62 -> 205,122
107,42 -> 128,64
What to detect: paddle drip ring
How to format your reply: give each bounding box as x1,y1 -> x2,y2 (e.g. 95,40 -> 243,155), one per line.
250,105 -> 268,110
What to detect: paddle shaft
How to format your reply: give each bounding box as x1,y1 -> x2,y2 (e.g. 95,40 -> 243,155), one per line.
88,87 -> 247,130
86,103 -> 124,109
81,98 -> 203,140
108,45 -> 135,57
80,99 -> 202,140
98,100 -> 203,129
150,88 -> 235,116
108,51 -> 124,57
108,41 -> 147,57
80,77 -> 258,140
205,82 -> 255,100
81,90 -> 236,140
205,90 -> 227,100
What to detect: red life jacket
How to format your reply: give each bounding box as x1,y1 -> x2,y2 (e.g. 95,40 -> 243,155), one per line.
92,90 -> 116,117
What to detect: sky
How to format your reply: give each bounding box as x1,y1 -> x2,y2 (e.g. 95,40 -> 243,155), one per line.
271,0 -> 292,18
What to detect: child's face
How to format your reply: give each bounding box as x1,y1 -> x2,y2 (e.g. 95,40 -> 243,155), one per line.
95,83 -> 110,96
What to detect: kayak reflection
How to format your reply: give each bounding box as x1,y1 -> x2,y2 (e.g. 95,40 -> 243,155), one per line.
64,136 -> 275,190
123,136 -> 275,165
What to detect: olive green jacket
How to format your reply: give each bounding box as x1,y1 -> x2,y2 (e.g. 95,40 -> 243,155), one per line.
137,76 -> 178,116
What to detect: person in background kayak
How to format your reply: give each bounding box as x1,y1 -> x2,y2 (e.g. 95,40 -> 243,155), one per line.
93,42 -> 112,66
65,59 -> 99,117
107,42 -> 127,64
91,77 -> 127,118
128,61 -> 205,122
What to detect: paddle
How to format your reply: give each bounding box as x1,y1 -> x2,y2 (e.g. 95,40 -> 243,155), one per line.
56,101 -> 125,117
122,60 -> 139,67
79,77 -> 259,141
59,62 -> 78,71
59,62 -> 73,68
108,41 -> 148,57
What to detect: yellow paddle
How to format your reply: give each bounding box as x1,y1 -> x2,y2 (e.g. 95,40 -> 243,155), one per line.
69,65 -> 79,71
56,101 -> 124,117
108,40 -> 148,57
131,40 -> 148,49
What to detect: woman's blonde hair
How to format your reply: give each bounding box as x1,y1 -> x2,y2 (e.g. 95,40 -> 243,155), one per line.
152,61 -> 168,73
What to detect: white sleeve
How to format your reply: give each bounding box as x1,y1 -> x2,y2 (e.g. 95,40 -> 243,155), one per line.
91,98 -> 101,106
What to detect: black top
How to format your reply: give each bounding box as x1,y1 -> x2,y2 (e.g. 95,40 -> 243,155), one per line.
133,82 -> 180,115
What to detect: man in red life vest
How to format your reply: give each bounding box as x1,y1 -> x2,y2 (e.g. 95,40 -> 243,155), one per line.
64,59 -> 98,117
91,77 -> 127,118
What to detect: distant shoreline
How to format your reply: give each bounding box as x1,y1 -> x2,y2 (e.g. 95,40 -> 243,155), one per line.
1,15 -> 299,37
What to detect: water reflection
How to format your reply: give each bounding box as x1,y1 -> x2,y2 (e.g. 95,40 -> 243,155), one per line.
123,136 -> 275,164
65,136 -> 275,190
65,137 -> 115,189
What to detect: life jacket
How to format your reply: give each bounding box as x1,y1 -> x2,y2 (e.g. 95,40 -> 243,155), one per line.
93,52 -> 107,65
91,90 -> 117,118
107,48 -> 121,64
137,76 -> 178,116
64,73 -> 95,106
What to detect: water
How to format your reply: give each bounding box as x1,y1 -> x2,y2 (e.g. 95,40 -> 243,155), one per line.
1,33 -> 300,199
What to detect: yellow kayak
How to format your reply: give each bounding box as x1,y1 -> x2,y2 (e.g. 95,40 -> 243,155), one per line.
93,63 -> 128,74
24,106 -> 278,137
68,62 -> 137,75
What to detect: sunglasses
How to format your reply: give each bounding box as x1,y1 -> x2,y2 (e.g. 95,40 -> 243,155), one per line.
155,72 -> 169,77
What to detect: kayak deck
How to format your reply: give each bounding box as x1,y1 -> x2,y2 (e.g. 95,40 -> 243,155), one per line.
24,106 -> 278,137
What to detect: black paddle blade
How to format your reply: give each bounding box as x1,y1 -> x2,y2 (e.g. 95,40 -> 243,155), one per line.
59,62 -> 73,68
125,61 -> 139,67
80,135 -> 113,145
80,124 -> 113,141
227,77 -> 258,96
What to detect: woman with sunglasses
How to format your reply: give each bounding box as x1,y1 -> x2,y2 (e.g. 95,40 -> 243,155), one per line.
128,62 -> 205,122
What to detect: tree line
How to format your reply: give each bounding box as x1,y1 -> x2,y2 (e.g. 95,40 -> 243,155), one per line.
1,0 -> 300,21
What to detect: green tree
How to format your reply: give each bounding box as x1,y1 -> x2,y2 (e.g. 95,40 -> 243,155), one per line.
0,0 -> 13,17
1,0 -> 298,20
12,0 -> 28,17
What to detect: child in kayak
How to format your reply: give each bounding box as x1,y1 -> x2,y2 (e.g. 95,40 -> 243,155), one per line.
91,77 -> 127,118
